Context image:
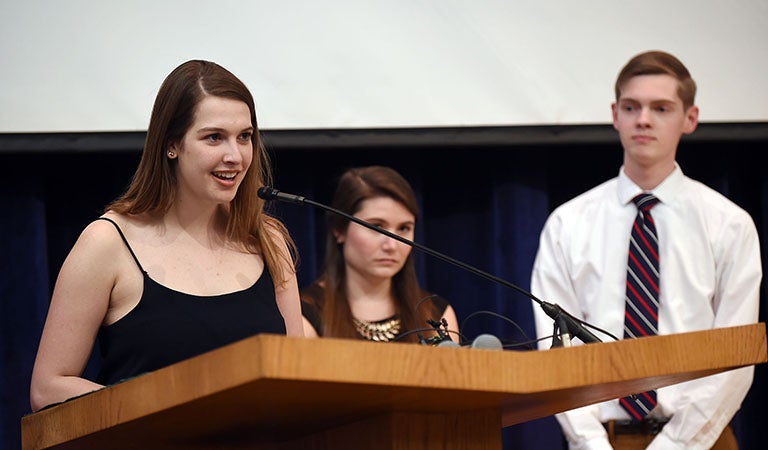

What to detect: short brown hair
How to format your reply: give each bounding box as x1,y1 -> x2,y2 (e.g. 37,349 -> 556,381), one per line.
615,50 -> 697,109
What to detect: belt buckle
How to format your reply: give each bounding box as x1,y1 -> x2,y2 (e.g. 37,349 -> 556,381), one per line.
606,418 -> 669,436
645,418 -> 668,435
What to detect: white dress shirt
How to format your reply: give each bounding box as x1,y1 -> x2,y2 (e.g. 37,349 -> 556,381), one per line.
531,165 -> 761,450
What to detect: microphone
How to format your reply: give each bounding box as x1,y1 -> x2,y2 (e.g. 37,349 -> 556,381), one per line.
470,334 -> 504,350
259,186 -> 604,345
541,302 -> 601,345
258,186 -> 306,204
436,334 -> 503,350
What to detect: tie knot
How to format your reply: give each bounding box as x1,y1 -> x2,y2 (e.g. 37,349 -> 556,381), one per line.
632,193 -> 659,213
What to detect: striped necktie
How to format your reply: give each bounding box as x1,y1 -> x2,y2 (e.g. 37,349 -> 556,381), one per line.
620,193 -> 660,420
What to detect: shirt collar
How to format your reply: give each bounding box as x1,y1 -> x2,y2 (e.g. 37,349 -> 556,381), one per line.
617,163 -> 684,206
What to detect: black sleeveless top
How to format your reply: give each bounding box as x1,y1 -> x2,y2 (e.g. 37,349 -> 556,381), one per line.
96,217 -> 286,385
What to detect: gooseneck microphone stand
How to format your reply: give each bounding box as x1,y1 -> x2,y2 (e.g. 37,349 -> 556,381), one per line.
258,186 -> 604,345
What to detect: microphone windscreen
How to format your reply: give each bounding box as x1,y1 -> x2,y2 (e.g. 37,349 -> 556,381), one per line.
470,334 -> 503,350
436,339 -> 460,348
257,186 -> 273,200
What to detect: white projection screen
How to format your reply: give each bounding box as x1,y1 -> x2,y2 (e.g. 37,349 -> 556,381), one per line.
1,0 -> 767,134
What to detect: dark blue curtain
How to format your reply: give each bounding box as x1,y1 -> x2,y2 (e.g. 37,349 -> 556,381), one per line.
1,178 -> 49,450
1,136 -> 766,449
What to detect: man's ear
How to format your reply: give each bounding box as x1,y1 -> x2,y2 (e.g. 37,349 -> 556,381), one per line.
683,105 -> 699,135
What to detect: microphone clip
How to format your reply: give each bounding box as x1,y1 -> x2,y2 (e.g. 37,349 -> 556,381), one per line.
550,315 -> 572,348
421,318 -> 452,345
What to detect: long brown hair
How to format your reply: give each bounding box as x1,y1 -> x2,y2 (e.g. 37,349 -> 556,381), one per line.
107,60 -> 296,284
319,166 -> 437,341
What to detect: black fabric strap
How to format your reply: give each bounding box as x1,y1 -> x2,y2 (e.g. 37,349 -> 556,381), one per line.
96,216 -> 146,273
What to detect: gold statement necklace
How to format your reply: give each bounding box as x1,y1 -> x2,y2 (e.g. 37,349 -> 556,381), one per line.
353,317 -> 402,342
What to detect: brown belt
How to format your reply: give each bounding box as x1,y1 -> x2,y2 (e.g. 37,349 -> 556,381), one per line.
603,418 -> 670,436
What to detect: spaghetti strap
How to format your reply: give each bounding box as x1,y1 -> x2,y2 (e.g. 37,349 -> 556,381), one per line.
96,217 -> 146,273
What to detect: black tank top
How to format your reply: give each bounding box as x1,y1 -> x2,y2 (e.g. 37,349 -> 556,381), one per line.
96,217 -> 286,385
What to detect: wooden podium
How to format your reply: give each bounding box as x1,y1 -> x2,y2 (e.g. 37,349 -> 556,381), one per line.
22,323 -> 767,450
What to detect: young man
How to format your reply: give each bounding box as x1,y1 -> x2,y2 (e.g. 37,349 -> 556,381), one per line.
531,51 -> 761,450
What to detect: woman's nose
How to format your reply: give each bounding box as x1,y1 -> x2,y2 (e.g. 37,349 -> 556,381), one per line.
222,139 -> 243,163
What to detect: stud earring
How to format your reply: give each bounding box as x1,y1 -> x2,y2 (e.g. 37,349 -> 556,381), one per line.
167,150 -> 175,158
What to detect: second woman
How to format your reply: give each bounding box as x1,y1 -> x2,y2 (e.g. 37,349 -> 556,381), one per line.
300,166 -> 458,343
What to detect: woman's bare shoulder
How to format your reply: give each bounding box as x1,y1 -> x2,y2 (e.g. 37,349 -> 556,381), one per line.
75,212 -> 155,256
70,216 -> 127,261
